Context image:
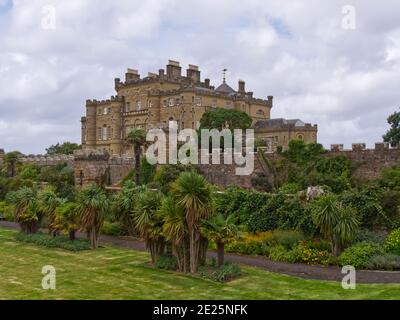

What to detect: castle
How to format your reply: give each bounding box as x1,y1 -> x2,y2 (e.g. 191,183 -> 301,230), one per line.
81,60 -> 318,155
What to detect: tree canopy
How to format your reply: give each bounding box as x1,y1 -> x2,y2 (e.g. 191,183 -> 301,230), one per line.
199,108 -> 252,131
46,142 -> 81,155
383,108 -> 400,147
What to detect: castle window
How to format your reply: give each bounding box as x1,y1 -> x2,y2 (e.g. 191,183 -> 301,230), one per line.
98,108 -> 102,115
136,101 -> 142,111
169,98 -> 174,107
103,107 -> 108,115
195,97 -> 202,107
297,134 -> 304,140
108,107 -> 112,114
107,127 -> 112,140
163,100 -> 167,107
97,127 -> 101,140
257,109 -> 264,116
211,99 -> 217,108
102,126 -> 107,141
125,102 -> 131,112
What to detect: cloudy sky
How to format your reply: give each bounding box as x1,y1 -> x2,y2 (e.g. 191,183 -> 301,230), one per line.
0,0 -> 399,154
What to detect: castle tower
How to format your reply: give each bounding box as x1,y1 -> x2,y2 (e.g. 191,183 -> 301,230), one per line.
84,100 -> 98,150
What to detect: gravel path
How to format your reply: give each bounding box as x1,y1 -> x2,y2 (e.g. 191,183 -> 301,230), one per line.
2,220 -> 400,284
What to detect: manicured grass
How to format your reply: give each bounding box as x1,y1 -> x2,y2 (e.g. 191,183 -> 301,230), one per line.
1,227 -> 400,300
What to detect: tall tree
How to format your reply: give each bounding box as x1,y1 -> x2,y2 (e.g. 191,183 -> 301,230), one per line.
126,128 -> 147,185
38,188 -> 62,236
54,202 -> 80,240
77,184 -> 109,248
4,151 -> 21,178
46,142 -> 81,155
159,196 -> 190,273
171,171 -> 211,273
133,189 -> 164,264
383,109 -> 400,147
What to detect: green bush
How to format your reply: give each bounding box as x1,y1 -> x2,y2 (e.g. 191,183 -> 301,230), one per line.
155,255 -> 177,270
339,242 -> 384,269
247,194 -> 316,236
15,232 -> 91,251
366,253 -> 400,271
198,262 -> 242,282
226,240 -> 265,256
385,228 -> 400,254
213,187 -> 269,225
268,245 -> 298,263
0,201 -> 14,221
292,241 -> 333,265
353,229 -> 386,245
263,230 -> 305,250
101,221 -> 124,236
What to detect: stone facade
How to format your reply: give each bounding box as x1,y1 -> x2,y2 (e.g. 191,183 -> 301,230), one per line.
81,60 -> 317,155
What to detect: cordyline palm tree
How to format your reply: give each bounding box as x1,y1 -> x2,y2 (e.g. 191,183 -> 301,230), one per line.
6,187 -> 41,233
133,189 -> 164,264
38,188 -> 62,236
4,151 -> 20,178
158,197 -> 190,273
111,180 -> 144,236
54,202 -> 80,240
126,128 -> 147,185
77,184 -> 109,248
171,171 -> 212,273
311,194 -> 359,256
201,213 -> 240,267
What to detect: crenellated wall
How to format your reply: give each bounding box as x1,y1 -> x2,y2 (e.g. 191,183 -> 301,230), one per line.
3,142 -> 399,190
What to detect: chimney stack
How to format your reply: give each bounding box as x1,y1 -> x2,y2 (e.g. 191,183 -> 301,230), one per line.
204,78 -> 210,88
238,80 -> 246,93
159,69 -> 165,78
125,69 -> 140,82
166,60 -> 182,78
186,64 -> 201,83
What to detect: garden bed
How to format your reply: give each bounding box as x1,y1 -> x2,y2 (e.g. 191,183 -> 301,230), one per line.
15,232 -> 91,251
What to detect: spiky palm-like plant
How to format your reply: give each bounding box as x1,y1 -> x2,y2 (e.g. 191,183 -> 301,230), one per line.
54,202 -> 80,240
126,128 -> 147,185
158,197 -> 190,273
133,189 -> 164,264
38,188 -> 62,236
311,194 -> 359,256
171,171 -> 211,273
201,214 -> 240,267
77,184 -> 109,248
6,187 -> 41,233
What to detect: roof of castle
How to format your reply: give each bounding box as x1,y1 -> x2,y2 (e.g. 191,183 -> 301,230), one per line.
215,82 -> 236,94
254,118 -> 307,129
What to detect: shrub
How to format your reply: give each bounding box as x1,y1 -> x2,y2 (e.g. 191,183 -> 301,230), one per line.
155,255 -> 177,271
263,230 -> 305,250
367,253 -> 400,271
213,187 -> 269,225
268,245 -> 298,263
198,262 -> 242,282
0,201 -> 14,221
293,241 -> 333,265
15,232 -> 91,251
225,232 -> 273,255
339,242 -> 384,269
385,229 -> 400,255
353,229 -> 386,245
101,221 -> 124,236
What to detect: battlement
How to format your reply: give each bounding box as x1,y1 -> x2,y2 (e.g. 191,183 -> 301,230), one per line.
86,96 -> 124,106
330,142 -> 398,152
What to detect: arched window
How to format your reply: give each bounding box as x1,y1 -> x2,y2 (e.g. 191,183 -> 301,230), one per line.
297,134 -> 304,140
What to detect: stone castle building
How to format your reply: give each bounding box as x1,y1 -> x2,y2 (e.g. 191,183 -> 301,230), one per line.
81,60 -> 318,155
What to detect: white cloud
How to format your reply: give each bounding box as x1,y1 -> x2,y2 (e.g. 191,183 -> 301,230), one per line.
0,0 -> 399,153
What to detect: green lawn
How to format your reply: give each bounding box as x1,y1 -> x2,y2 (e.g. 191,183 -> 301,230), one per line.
1,227 -> 399,300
